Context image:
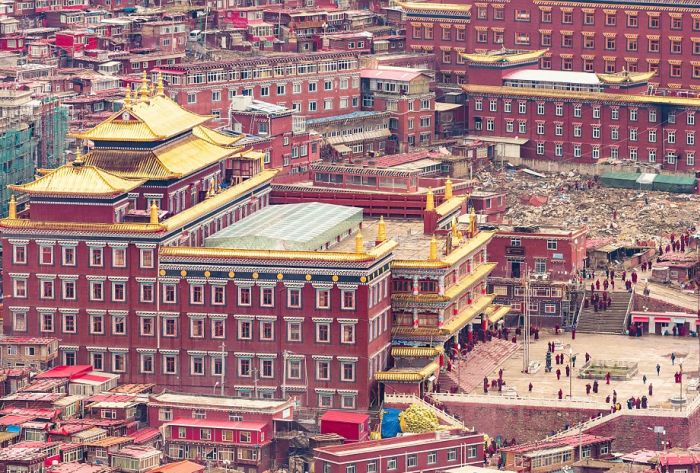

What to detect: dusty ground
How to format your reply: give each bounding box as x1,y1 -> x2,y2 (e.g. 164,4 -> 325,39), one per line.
483,331 -> 699,407
478,167 -> 699,242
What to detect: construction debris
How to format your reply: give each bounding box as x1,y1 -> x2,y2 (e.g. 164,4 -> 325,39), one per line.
478,167 -> 699,243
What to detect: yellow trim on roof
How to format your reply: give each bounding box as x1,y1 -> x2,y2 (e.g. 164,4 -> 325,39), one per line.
435,195 -> 467,217
398,1 -> 471,12
596,71 -> 656,84
462,84 -> 700,108
391,346 -> 444,358
160,234 -> 398,264
162,169 -> 278,231
375,361 -> 439,383
192,125 -> 244,147
9,163 -> 145,196
460,49 -> 548,64
391,231 -> 494,270
72,95 -> 212,142
393,295 -> 496,337
0,218 -> 164,233
393,263 -> 496,303
486,305 -> 511,324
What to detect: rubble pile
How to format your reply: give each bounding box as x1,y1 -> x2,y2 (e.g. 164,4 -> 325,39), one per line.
479,168 -> 700,242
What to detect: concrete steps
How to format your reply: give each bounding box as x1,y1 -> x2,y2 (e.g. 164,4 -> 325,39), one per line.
576,291 -> 632,334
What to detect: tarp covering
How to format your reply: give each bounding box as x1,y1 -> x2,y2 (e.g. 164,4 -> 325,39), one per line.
381,408 -> 402,438
600,172 -> 641,189
651,174 -> 697,193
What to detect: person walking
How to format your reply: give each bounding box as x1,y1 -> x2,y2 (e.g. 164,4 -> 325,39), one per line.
656,363 -> 661,376
643,374 -> 647,384
671,352 -> 676,365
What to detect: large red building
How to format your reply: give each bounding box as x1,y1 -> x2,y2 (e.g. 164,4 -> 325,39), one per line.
462,49 -> 700,171
156,51 -> 362,125
401,0 -> 700,90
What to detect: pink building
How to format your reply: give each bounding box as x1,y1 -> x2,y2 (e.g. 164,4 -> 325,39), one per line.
314,429 -> 485,473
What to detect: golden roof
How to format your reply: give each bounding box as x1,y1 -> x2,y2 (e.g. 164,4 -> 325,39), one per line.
391,230 -> 495,270
72,95 -> 211,142
391,346 -> 444,358
374,361 -> 439,383
393,262 -> 496,303
192,125 -> 244,147
0,170 -> 277,235
83,135 -> 244,180
8,162 -> 145,197
398,1 -> 471,12
435,195 -> 468,217
462,84 -> 700,108
486,305 -> 511,324
160,238 -> 398,264
392,294 -> 496,337
596,70 -> 656,84
460,49 -> 548,64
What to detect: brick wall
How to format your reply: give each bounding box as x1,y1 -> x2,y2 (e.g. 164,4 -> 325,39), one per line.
441,400 -> 696,451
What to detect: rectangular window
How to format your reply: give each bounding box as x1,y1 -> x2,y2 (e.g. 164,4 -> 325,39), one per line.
287,288 -> 301,308
341,362 -> 355,381
90,247 -> 103,267
112,247 -> 127,267
407,455 -> 417,468
140,249 -> 154,268
62,246 -> 76,266
316,323 -> 330,343
260,321 -> 274,341
287,322 -> 302,342
238,287 -> 251,306
341,324 -> 356,344
260,287 -> 274,307
112,282 -> 126,302
316,289 -> 330,309
238,320 -> 252,340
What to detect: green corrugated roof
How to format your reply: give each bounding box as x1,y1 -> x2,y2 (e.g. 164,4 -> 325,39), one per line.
651,174 -> 696,185
600,172 -> 641,181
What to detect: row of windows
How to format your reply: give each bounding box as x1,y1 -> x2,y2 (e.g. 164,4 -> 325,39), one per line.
527,55 -> 700,79
73,350 -> 359,382
11,278 -> 358,310
531,142 -> 694,165
535,33 -> 700,56
324,446 -> 479,473
12,244 -> 154,268
187,77 -> 359,101
15,312 -> 360,344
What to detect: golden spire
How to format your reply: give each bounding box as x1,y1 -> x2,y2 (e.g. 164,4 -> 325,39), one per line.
429,235 -> 439,261
451,217 -> 459,238
425,187 -> 435,212
376,216 -> 386,243
355,230 -> 364,253
469,207 -> 477,237
124,85 -> 131,109
150,201 -> 159,224
444,177 -> 453,200
156,72 -> 165,96
8,194 -> 16,219
73,147 -> 83,166
150,80 -> 156,97
140,71 -> 149,101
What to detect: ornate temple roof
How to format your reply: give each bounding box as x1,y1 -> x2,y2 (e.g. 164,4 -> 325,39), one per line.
83,133 -> 246,180
596,70 -> 656,84
397,1 -> 471,12
9,160 -> 144,197
460,49 -> 548,64
71,94 -> 212,143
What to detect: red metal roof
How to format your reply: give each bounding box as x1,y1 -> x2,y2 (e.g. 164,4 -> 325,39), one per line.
85,393 -> 137,403
0,407 -> 59,419
148,460 -> 205,473
0,415 -> 35,425
77,374 -> 112,382
360,68 -> 426,82
372,150 -> 433,168
320,410 -> 369,424
0,336 -> 57,344
36,365 -> 92,380
501,434 -> 613,454
128,427 -> 160,444
166,418 -> 268,431
658,452 -> 700,466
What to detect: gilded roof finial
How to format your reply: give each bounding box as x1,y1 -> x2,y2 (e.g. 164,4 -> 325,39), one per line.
429,234 -> 439,261
73,147 -> 83,166
150,80 -> 156,97
140,71 -> 149,101
451,217 -> 459,238
469,206 -> 477,237
444,177 -> 453,200
355,230 -> 364,254
124,85 -> 131,109
425,187 -> 435,212
157,72 -> 165,96
376,216 -> 386,243
150,201 -> 159,224
8,194 -> 16,220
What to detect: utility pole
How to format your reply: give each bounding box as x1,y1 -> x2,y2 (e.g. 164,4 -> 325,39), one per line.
522,266 -> 530,373
220,342 -> 225,396
282,350 -> 288,400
